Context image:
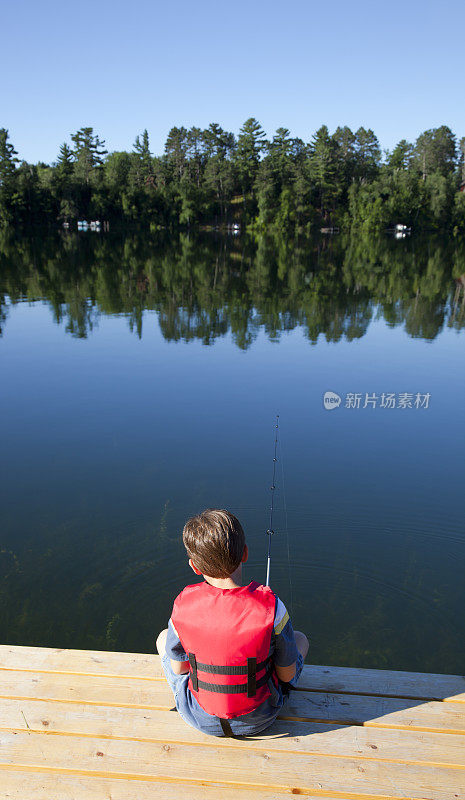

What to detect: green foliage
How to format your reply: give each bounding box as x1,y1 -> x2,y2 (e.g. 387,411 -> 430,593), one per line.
353,127 -> 381,180
309,125 -> 341,215
459,137 -> 465,184
453,191 -> 465,233
414,126 -> 457,179
0,128 -> 19,224
235,117 -> 266,202
70,127 -> 107,185
1,122 -> 464,233
387,139 -> 415,170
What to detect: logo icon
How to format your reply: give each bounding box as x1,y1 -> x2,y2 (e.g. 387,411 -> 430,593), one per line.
323,391 -> 341,411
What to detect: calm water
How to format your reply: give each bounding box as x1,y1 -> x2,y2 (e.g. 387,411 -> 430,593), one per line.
1,231 -> 464,673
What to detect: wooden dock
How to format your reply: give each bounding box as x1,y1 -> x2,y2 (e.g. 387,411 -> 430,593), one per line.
0,644 -> 464,799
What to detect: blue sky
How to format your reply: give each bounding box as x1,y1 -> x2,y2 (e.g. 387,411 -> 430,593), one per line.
3,0 -> 464,164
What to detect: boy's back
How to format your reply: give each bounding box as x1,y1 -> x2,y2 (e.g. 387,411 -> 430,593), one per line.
156,509 -> 308,737
171,579 -> 279,718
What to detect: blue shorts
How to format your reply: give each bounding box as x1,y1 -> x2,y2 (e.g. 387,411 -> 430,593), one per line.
160,650 -> 304,737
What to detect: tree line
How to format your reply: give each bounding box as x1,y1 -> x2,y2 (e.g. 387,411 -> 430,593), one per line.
0,121 -> 464,233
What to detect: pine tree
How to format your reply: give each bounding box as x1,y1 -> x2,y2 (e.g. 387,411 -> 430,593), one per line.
56,143 -> 74,177
70,127 -> 107,184
186,127 -> 205,188
353,128 -> 381,181
131,130 -> 154,192
133,129 -> 153,183
309,125 -> 340,214
387,139 -> 414,171
53,143 -> 77,222
202,125 -> 235,221
459,137 -> 465,185
164,127 -> 189,183
332,126 -> 356,189
267,128 -> 294,183
235,118 -> 266,198
0,128 -> 19,224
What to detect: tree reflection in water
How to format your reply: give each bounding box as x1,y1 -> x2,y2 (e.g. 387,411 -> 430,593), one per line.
1,230 -> 464,343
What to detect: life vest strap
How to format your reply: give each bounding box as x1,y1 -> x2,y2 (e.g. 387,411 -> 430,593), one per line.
247,656 -> 257,697
188,653 -> 198,691
219,718 -> 235,737
189,663 -> 274,696
192,655 -> 272,676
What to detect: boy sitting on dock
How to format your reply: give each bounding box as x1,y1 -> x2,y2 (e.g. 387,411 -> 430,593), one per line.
156,508 -> 309,737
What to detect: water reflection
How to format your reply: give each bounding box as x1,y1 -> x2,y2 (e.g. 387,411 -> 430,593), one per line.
1,230 -> 464,342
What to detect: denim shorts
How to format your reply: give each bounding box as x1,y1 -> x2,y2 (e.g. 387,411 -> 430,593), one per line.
160,650 -> 304,737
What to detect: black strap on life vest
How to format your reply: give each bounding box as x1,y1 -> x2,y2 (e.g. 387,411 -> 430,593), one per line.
219,718 -> 235,737
190,655 -> 271,675
247,657 -> 257,697
187,653 -> 273,697
188,653 -> 198,691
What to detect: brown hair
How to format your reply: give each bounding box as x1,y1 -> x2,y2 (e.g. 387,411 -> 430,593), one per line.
182,509 -> 246,578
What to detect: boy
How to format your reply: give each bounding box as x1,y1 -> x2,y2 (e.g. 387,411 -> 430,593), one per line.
156,508 -> 309,737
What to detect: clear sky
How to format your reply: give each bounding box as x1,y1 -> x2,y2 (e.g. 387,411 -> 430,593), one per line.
3,0 -> 464,164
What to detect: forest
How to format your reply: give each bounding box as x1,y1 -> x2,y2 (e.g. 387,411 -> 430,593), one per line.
0,121 -> 464,233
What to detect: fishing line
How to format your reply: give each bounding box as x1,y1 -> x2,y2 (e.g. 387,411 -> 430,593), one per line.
264,416 -> 294,617
279,433 -> 294,619
265,414 -> 279,587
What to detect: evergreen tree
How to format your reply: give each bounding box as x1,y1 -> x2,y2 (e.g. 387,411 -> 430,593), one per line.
235,118 -> 266,198
0,129 -> 19,224
333,126 -> 356,162
267,128 -> 294,183
164,127 -> 189,183
70,127 -> 107,184
309,125 -> 340,214
332,126 -> 355,181
353,127 -> 381,181
53,143 -> 76,223
459,137 -> 465,185
202,125 -> 235,221
56,143 -> 74,176
387,139 -> 414,171
184,127 -> 205,189
133,129 -> 153,185
15,162 -> 46,225
414,126 -> 457,179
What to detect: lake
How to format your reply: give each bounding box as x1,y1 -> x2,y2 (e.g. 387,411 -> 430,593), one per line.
1,230 -> 464,673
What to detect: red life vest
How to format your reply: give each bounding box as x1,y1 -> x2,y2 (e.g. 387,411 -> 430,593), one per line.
171,580 -> 277,719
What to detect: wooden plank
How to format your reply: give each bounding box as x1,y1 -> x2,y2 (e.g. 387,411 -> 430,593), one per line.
1,670 -> 464,733
1,646 -> 464,702
0,645 -> 158,680
0,669 -> 171,708
296,664 -> 465,702
1,698 -> 464,767
0,729 -> 463,800
282,692 -> 465,734
0,769 -> 355,800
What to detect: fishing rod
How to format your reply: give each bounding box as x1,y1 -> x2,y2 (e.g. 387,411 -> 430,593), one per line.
265,414 -> 279,587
